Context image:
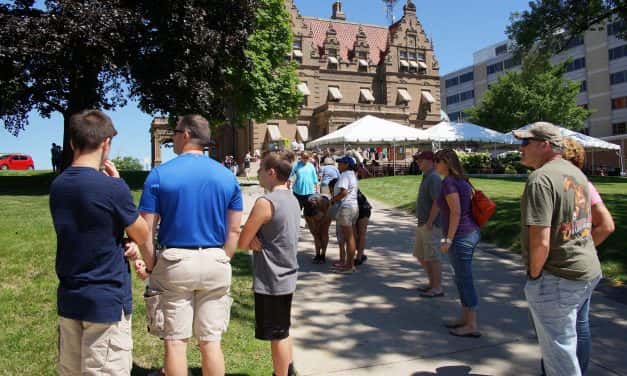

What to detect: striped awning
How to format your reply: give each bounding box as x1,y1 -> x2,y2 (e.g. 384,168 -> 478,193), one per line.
359,59 -> 369,67
360,88 -> 375,103
293,49 -> 303,58
397,88 -> 412,102
328,87 -> 343,101
421,91 -> 435,104
296,125 -> 309,142
409,61 -> 419,68
418,61 -> 428,69
399,60 -> 409,67
266,125 -> 282,141
328,56 -> 339,64
297,82 -> 310,96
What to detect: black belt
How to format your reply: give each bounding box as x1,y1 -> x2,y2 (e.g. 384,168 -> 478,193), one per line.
164,245 -> 223,250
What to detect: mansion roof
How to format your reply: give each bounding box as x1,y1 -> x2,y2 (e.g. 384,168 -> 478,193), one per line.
303,17 -> 389,65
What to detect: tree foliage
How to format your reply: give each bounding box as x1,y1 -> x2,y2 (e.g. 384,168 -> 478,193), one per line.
466,53 -> 592,132
0,0 -> 257,168
227,0 -> 302,123
111,155 -> 143,170
507,0 -> 627,54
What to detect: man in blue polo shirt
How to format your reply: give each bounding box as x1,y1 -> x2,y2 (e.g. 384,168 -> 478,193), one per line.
50,110 -> 150,375
138,114 -> 243,376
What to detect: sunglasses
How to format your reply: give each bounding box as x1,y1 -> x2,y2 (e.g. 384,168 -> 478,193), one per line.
521,138 -> 545,146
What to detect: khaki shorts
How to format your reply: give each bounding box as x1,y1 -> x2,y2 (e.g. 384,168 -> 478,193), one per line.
320,185 -> 331,196
336,205 -> 358,226
150,248 -> 233,342
58,313 -> 132,376
413,225 -> 443,261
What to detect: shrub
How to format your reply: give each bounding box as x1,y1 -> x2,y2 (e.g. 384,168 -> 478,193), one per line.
456,151 -> 491,173
504,164 -> 518,174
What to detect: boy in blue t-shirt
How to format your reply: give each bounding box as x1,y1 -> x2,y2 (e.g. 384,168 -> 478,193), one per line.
50,110 -> 149,375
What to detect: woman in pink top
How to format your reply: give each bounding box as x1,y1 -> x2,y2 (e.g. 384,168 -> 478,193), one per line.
560,137 -> 615,374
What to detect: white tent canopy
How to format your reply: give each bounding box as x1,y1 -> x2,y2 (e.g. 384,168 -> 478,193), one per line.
307,115 -> 426,147
422,121 -> 512,144
504,124 -> 620,151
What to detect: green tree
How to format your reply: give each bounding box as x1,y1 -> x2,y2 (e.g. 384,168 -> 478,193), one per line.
507,0 -> 627,54
466,53 -> 592,132
0,0 -> 256,169
227,0 -> 303,124
111,156 -> 143,170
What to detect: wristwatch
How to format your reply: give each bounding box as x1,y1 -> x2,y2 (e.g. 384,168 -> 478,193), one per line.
440,238 -> 452,244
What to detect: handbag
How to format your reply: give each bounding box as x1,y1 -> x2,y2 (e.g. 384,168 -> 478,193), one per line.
470,182 -> 496,228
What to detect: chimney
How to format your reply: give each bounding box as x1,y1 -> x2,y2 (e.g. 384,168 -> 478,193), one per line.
331,1 -> 346,20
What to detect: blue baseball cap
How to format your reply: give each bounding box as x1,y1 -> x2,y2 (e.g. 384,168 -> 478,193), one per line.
336,156 -> 356,168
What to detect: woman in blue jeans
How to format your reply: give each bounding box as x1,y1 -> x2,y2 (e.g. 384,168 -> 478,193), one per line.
434,149 -> 482,338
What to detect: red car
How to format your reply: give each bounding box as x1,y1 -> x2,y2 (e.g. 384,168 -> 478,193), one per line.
0,153 -> 35,170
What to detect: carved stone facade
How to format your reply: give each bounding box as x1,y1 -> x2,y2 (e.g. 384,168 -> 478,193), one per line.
170,0 -> 442,161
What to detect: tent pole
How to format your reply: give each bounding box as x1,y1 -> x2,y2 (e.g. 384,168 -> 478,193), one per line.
393,143 -> 396,176
620,140 -> 625,175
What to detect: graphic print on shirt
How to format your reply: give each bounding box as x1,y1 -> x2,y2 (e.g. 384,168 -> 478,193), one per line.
560,176 -> 592,241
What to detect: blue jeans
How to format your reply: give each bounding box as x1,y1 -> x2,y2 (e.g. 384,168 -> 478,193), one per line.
525,272 -> 601,376
447,230 -> 480,309
541,290 -> 594,375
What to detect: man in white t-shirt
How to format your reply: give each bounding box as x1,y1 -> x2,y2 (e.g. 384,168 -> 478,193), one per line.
330,156 -> 358,273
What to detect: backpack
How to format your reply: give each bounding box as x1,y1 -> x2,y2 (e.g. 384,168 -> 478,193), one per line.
470,183 -> 496,228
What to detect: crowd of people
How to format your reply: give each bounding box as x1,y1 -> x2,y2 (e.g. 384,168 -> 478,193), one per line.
49,111 -> 615,376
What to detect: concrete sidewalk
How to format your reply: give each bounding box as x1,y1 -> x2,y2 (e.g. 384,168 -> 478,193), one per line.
240,185 -> 627,376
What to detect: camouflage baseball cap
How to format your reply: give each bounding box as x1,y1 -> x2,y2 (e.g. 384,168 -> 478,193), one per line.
512,122 -> 563,147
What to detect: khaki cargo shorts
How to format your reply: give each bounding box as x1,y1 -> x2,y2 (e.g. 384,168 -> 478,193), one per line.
413,225 -> 443,261
336,205 -> 358,226
58,313 -> 132,376
149,248 -> 233,342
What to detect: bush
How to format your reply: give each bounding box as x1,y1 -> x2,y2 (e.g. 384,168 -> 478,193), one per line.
504,164 -> 518,174
111,156 -> 143,171
456,151 -> 491,173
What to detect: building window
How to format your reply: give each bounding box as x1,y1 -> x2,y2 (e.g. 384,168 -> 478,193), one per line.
611,96 -> 627,110
459,71 -> 474,83
446,94 -> 460,105
327,55 -> 339,70
495,44 -> 508,56
445,77 -> 459,88
609,45 -> 627,60
580,80 -> 587,92
417,51 -> 426,61
563,35 -> 584,50
399,51 -> 408,59
408,51 -> 417,60
448,111 -> 462,122
486,61 -> 504,75
608,20 -> 626,36
292,49 -> 303,64
565,57 -> 586,72
610,70 -> 627,85
504,56 -> 521,70
613,122 -> 627,135
459,90 -> 474,102
399,59 -> 409,73
293,39 -> 302,50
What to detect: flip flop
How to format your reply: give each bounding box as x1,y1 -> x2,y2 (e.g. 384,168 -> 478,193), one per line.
417,285 -> 431,292
443,321 -> 464,329
449,329 -> 482,338
420,290 -> 444,298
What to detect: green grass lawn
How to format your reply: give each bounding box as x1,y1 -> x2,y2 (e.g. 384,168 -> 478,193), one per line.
0,171 -> 272,375
360,175 -> 627,284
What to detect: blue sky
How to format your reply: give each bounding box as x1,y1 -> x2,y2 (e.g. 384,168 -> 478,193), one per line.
0,0 -> 530,170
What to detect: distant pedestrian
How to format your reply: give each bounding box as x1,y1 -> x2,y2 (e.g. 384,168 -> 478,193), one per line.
319,157 -> 340,196
413,151 -> 443,298
50,110 -> 150,375
330,156 -> 359,273
290,151 -> 319,209
514,122 -> 602,376
434,149 -> 481,338
51,143 -> 58,172
354,188 -> 371,266
244,151 -> 252,180
239,150 -> 300,376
